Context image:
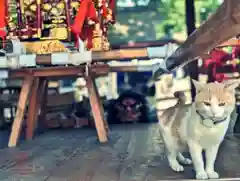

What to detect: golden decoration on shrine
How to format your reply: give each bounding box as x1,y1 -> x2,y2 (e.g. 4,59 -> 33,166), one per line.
49,27 -> 68,40
23,0 -> 32,5
30,4 -> 36,11
24,40 -> 68,54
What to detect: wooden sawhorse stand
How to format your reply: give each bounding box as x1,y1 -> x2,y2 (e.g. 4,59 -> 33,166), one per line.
8,65 -> 110,147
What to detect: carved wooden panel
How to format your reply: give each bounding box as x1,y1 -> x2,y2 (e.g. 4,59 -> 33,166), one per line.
41,0 -> 70,40
20,0 -> 39,39
6,0 -> 40,39
6,0 -> 18,37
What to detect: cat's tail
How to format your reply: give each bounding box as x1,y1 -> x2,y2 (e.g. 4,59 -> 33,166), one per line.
174,91 -> 186,105
159,74 -> 174,94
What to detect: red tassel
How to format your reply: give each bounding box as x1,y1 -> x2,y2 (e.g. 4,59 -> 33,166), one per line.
108,0 -> 116,23
101,0 -> 108,17
87,1 -> 99,22
71,0 -> 99,49
71,0 -> 91,35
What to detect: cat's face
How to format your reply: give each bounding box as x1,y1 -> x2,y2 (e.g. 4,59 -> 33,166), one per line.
193,80 -> 239,121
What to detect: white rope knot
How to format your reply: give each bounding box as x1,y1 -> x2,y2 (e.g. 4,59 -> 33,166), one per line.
85,63 -> 90,77
85,58 -> 92,77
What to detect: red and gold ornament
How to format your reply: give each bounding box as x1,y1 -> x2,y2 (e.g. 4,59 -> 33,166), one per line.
0,0 -> 7,47
203,48 -> 239,82
71,0 -> 99,49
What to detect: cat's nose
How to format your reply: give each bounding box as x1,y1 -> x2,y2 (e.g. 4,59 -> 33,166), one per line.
211,111 -> 217,117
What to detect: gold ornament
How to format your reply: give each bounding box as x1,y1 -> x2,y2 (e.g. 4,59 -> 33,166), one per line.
24,40 -> 68,54
91,23 -> 103,51
30,4 -> 37,11
57,2 -> 65,9
43,4 -> 52,11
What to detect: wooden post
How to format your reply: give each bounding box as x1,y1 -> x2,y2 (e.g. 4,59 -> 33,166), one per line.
38,79 -> 48,128
85,75 -> 108,143
185,0 -> 198,100
185,0 -> 196,36
26,78 -> 46,140
26,78 -> 39,140
8,75 -> 34,147
92,77 -> 109,132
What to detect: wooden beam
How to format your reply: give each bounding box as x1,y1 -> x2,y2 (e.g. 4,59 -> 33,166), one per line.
35,48 -> 149,65
9,64 -> 110,78
8,75 -> 34,147
110,66 -> 139,72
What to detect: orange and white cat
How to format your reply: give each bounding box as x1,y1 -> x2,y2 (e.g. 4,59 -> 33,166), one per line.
157,74 -> 239,180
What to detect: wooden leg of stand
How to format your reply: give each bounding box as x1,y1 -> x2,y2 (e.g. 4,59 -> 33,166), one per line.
8,76 -> 34,147
92,79 -> 109,132
86,76 -> 108,143
26,78 -> 39,140
39,79 -> 48,126
26,78 -> 46,140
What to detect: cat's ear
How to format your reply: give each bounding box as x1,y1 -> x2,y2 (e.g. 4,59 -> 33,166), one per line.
224,80 -> 240,90
192,79 -> 205,92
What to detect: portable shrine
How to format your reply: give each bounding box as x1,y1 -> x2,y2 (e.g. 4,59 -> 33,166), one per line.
1,0 -> 115,53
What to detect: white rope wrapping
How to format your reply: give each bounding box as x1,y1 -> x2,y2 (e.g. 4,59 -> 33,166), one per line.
0,56 -> 20,68
147,43 -> 178,58
19,54 -> 36,67
71,37 -> 92,66
70,51 -> 92,66
137,65 -> 153,72
7,39 -> 25,56
51,52 -> 69,65
8,56 -> 19,68
0,57 -> 8,68
0,70 -> 9,79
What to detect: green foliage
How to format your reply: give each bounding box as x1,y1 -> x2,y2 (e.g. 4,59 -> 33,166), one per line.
156,0 -> 222,39
108,0 -> 223,44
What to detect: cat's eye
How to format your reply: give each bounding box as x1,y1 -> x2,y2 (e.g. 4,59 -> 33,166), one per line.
203,101 -> 211,106
219,102 -> 225,106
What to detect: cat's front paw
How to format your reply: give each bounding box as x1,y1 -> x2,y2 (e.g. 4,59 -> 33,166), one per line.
170,163 -> 184,172
196,172 -> 208,180
181,158 -> 192,165
207,171 -> 219,179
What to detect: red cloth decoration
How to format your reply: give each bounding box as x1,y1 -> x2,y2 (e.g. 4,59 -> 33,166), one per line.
231,46 -> 240,71
71,0 -> 98,49
204,49 -> 232,82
